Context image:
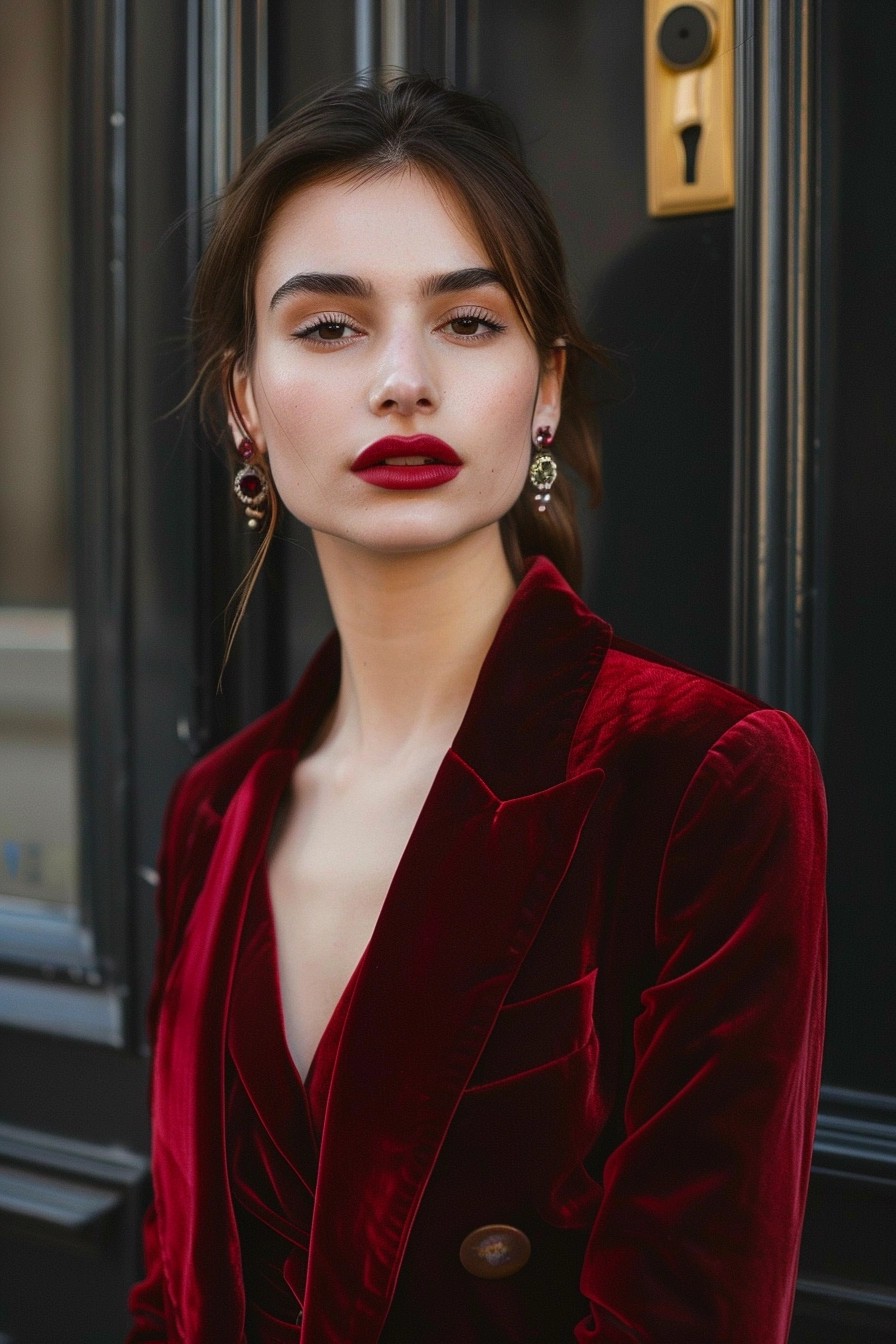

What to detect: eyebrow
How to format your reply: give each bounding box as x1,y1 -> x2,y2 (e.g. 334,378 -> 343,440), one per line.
421,267 -> 505,297
268,267 -> 505,310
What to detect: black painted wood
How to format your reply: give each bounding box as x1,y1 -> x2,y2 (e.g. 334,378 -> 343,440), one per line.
1,1 -> 894,1339
733,0 -> 896,1329
731,0 -> 821,728
792,1280 -> 896,1344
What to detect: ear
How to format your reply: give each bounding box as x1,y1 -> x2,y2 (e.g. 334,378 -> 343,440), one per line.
532,342 -> 567,440
225,354 -> 267,454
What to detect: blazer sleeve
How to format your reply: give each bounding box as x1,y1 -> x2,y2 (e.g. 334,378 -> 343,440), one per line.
126,770 -> 193,1344
575,708 -> 828,1343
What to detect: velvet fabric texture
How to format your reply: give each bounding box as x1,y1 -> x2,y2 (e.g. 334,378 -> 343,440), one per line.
127,555 -> 828,1344
227,864 -> 363,1339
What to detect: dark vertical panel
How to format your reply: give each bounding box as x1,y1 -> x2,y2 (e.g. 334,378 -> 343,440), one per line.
269,0 -> 355,113
815,0 -> 896,1094
194,0 -> 289,739
474,0 -> 733,678
128,0 -> 201,1041
266,0 -> 359,688
69,0 -> 134,979
735,1 -> 896,1331
730,0 -> 821,726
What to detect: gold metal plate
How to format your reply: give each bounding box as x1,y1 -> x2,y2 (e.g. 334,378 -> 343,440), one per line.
645,0 -> 735,216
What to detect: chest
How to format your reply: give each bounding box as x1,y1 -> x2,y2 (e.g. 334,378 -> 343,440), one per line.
265,755 -> 444,1081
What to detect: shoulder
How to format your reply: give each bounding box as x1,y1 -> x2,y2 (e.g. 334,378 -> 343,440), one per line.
567,628 -> 827,915
160,693 -> 295,868
174,698 -> 296,829
572,627 -> 821,791
161,628 -> 341,855
148,693 -> 298,973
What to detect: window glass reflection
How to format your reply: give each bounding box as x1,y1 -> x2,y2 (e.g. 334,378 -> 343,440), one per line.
0,1 -> 78,918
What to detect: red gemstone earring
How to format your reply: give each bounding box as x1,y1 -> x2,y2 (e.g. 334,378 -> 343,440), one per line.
529,426 -> 558,512
233,437 -> 269,530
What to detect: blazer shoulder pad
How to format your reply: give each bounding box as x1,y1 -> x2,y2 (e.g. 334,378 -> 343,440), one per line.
571,634 -> 787,773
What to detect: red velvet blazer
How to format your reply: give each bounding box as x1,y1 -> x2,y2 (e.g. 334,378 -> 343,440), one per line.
127,555 -> 828,1344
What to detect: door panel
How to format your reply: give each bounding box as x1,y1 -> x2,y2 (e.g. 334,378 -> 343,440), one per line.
2,2 -> 893,1340
475,0 -> 734,678
0,1 -> 197,1339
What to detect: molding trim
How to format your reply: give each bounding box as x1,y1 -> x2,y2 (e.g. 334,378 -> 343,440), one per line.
794,1276 -> 896,1334
799,1088 -> 896,1320
0,1119 -> 147,1247
797,1278 -> 896,1312
0,906 -> 96,974
200,0 -> 269,199
731,0 -> 820,726
381,0 -> 407,75
64,0 -> 134,991
191,0 -> 284,754
355,0 -> 378,78
814,1087 -> 896,1181
0,974 -> 124,1046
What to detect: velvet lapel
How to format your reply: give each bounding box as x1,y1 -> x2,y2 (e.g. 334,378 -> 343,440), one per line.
300,557 -> 612,1344
151,636 -> 342,1343
151,746 -> 299,1344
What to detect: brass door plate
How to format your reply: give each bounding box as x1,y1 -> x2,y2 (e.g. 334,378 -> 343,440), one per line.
645,1 -> 735,216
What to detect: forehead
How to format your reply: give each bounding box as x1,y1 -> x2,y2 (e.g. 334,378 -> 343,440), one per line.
255,166 -> 491,294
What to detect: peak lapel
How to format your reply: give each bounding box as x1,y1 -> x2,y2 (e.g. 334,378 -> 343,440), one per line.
301,558 -> 612,1343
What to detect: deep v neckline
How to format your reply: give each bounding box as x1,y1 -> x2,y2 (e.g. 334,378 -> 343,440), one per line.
260,860 -> 368,1092
261,754 -> 388,1095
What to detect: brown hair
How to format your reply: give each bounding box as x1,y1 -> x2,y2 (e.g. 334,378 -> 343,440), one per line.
193,75 -> 606,647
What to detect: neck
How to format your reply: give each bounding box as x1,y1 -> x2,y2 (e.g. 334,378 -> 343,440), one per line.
311,524 -> 517,763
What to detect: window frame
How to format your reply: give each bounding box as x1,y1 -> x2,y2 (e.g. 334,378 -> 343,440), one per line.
0,0 -> 131,1044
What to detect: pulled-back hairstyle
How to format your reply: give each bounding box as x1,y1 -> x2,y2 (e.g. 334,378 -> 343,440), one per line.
193,75 -> 605,642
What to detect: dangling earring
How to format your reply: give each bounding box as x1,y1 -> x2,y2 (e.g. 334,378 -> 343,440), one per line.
529,427 -> 558,512
233,437 -> 269,530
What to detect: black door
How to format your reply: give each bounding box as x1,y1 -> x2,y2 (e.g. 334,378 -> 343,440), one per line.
1,3 -> 892,1340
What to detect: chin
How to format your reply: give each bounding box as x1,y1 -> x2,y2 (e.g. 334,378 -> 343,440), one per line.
310,512 -> 507,559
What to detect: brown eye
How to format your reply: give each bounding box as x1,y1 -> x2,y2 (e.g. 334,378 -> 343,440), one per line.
293,314 -> 360,346
316,321 -> 349,341
448,316 -> 483,336
440,311 -> 505,340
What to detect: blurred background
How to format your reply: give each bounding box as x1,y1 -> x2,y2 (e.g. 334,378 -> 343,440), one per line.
0,1 -> 893,1339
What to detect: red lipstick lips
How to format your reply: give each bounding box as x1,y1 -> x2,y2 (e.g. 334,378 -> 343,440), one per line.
351,434 -> 462,490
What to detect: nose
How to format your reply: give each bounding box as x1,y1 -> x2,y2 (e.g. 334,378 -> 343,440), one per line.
368,327 -> 440,418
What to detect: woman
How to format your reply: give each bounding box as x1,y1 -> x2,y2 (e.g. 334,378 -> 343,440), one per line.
127,77 -> 828,1344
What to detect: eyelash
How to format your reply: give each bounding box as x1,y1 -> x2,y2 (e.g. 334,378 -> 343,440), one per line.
291,306 -> 508,347
441,307 -> 508,340
291,312 -> 362,347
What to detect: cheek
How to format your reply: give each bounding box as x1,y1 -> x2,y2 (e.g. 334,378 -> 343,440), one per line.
253,350 -> 317,421
479,362 -> 539,462
488,346 -> 540,422
250,354 -> 343,483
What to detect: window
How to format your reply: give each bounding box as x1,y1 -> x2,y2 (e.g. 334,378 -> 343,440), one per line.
0,3 -> 80,931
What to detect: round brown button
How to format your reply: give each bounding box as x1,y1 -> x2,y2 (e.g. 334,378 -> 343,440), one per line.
459,1224 -> 531,1279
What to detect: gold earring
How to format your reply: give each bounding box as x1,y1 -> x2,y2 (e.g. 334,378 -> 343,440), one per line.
529,427 -> 558,512
233,438 -> 269,530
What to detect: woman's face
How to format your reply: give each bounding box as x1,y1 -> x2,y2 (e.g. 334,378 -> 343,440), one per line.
232,166 -> 563,558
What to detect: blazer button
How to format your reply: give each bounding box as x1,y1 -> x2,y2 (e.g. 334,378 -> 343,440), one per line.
459,1224 -> 531,1279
